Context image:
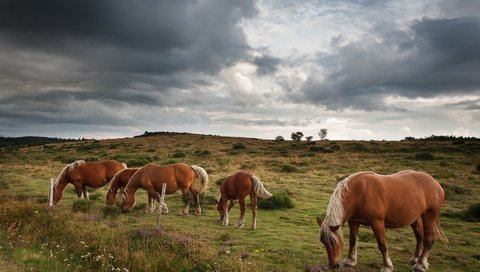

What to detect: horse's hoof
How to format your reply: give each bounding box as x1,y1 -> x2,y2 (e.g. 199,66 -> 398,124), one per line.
343,258 -> 357,267
409,256 -> 419,265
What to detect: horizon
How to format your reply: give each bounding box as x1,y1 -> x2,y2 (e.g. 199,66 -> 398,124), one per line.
1,1 -> 479,140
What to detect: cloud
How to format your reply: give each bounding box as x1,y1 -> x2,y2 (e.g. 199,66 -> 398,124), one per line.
0,0 -> 258,130
295,17 -> 480,111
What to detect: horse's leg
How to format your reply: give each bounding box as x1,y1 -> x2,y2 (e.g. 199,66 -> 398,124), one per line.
344,221 -> 360,267
147,194 -> 156,213
228,200 -> 236,211
222,200 -> 229,226
189,187 -> 201,215
410,218 -> 424,265
251,195 -> 258,230
181,188 -> 190,215
237,197 -> 246,228
73,183 -> 83,198
413,213 -> 438,272
82,186 -> 89,200
371,222 -> 393,272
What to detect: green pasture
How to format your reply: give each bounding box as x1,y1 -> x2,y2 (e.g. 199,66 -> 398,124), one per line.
0,134 -> 479,271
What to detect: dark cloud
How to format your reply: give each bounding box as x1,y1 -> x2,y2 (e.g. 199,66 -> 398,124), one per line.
0,0 -> 257,130
253,54 -> 282,75
296,17 -> 480,110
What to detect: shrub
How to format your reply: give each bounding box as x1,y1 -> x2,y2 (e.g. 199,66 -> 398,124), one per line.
0,180 -> 9,190
476,163 -> 480,172
126,155 -> 154,167
72,199 -> 92,213
465,202 -> 480,221
232,143 -> 246,149
309,146 -> 325,152
172,151 -> 187,158
193,149 -> 212,157
240,161 -> 256,170
258,192 -> 295,209
281,164 -> 298,173
88,192 -> 102,201
415,152 -> 435,160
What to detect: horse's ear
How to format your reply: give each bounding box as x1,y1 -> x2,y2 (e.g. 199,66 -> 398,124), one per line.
316,216 -> 323,226
329,225 -> 340,233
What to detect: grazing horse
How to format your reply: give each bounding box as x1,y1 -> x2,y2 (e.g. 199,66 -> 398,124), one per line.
216,171 -> 273,230
120,163 -> 209,215
53,160 -> 126,204
316,170 -> 448,272
106,168 -> 168,213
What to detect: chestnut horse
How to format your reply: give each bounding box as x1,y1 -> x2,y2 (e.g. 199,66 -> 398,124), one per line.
316,170 -> 448,272
121,163 -> 209,215
53,160 -> 126,204
216,171 -> 272,230
106,168 -> 168,213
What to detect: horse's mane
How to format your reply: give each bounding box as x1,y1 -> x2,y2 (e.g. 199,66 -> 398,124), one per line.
55,160 -> 86,188
320,172 -> 375,248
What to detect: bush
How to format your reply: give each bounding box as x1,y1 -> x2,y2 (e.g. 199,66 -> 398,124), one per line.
215,178 -> 225,186
281,164 -> 298,173
126,155 -> 154,167
309,146 -> 325,152
88,192 -> 102,201
232,143 -> 246,149
476,163 -> 480,172
414,152 -> 435,160
258,192 -> 295,209
172,151 -> 187,158
0,180 -> 9,190
465,202 -> 480,221
194,149 -> 212,157
72,199 -> 92,213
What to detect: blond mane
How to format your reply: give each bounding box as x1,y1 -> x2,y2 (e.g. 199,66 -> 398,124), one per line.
320,172 -> 375,247
55,160 -> 85,189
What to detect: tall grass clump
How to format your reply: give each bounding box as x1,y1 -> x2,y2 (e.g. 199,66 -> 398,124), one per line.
414,152 -> 435,160
258,192 -> 295,209
465,202 -> 480,221
72,199 -> 92,213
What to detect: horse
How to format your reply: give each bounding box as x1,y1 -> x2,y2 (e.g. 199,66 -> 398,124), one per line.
120,163 -> 209,215
316,170 -> 448,272
53,160 -> 126,204
106,168 -> 168,213
216,171 -> 273,230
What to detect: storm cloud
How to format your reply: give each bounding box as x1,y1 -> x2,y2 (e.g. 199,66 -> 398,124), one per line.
1,0 -> 479,140
296,17 -> 480,111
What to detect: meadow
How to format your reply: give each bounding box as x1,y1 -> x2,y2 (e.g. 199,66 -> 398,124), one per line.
0,133 -> 479,271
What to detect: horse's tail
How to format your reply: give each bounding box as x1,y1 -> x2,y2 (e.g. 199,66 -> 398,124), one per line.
191,165 -> 209,194
251,175 -> 273,199
434,220 -> 449,246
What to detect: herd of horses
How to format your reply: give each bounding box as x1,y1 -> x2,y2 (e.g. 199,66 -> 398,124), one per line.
53,159 -> 448,272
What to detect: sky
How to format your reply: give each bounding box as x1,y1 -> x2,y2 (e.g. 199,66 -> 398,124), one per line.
1,0 -> 479,140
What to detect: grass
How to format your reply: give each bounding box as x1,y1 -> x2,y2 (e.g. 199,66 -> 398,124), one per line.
1,133 -> 480,271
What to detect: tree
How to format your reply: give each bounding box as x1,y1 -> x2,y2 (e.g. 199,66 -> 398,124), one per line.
318,129 -> 328,140
275,136 -> 285,142
291,131 -> 304,141
306,136 -> 313,142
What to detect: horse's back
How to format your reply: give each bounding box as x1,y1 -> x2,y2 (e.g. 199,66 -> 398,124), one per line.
134,163 -> 194,193
347,171 -> 444,227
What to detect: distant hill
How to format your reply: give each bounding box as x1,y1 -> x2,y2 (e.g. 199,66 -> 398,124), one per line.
0,136 -> 76,147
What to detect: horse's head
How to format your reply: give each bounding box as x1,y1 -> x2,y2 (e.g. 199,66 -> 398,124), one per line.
106,188 -> 116,206
317,216 -> 343,269
215,198 -> 225,221
120,188 -> 136,212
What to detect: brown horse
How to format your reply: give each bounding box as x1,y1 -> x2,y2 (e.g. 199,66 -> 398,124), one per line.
53,160 -> 126,204
106,168 -> 168,213
120,163 -> 209,215
316,170 -> 448,272
216,171 -> 272,230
